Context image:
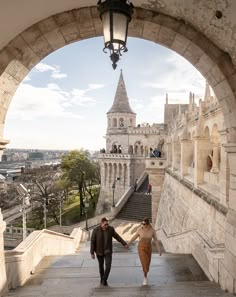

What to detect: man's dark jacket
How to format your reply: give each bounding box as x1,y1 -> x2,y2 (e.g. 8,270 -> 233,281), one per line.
90,225 -> 127,256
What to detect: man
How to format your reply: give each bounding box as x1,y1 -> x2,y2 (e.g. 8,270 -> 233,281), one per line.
90,217 -> 128,286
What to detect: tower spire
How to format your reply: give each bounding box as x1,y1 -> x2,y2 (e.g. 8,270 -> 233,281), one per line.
107,70 -> 135,114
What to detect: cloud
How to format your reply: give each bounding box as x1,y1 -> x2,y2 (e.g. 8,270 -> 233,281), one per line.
34,63 -> 68,80
142,52 -> 205,105
88,83 -> 105,90
7,82 -> 101,121
35,63 -> 55,72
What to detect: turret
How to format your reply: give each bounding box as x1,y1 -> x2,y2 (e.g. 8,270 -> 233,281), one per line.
204,80 -> 211,102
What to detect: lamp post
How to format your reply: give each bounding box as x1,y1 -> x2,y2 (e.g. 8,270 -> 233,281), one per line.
84,201 -> 89,231
97,0 -> 134,69
112,181 -> 116,207
43,197 -> 47,229
16,184 -> 30,241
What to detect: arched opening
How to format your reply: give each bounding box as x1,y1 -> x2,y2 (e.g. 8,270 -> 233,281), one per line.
128,145 -> 133,155
0,6 -> 236,295
204,126 -> 212,172
119,117 -> 124,128
0,6 -> 235,152
112,118 -> 117,128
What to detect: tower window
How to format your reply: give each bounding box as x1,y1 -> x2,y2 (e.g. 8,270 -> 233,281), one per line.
119,118 -> 124,127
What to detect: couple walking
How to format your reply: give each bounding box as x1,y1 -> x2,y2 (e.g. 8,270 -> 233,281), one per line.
90,217 -> 162,286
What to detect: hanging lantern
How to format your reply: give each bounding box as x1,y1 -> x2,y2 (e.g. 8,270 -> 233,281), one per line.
97,0 -> 134,69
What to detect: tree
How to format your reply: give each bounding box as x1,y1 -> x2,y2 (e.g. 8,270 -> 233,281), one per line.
61,149 -> 99,216
18,166 -> 65,227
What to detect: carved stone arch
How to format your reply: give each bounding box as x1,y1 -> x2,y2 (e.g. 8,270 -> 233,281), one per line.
0,6 -> 236,147
205,126 -> 210,138
134,140 -> 142,155
108,163 -> 112,184
118,163 -> 122,181
104,162 -> 108,185
123,163 -> 128,187
113,163 -> 118,181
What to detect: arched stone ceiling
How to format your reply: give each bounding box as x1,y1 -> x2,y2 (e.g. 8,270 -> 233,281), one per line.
0,3 -> 236,144
0,0 -> 236,65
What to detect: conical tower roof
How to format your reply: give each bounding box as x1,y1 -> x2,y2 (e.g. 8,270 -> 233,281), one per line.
107,70 -> 135,114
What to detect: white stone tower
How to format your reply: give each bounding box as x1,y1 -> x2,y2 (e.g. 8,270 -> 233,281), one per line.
96,71 -> 143,214
106,70 -> 136,154
96,71 -> 166,214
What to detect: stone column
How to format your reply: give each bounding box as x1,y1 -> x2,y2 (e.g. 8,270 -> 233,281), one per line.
146,160 -> 166,225
0,209 -> 7,295
166,141 -> 172,167
223,143 -> 236,294
127,163 -> 131,187
180,139 -> 193,177
211,142 -> 220,173
172,140 -> 181,170
219,130 -> 229,206
100,163 -> 105,187
194,136 -> 210,187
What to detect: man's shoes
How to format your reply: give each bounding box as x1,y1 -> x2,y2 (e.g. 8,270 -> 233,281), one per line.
102,280 -> 108,286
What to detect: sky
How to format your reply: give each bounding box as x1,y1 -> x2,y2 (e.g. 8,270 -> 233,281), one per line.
4,37 -> 206,151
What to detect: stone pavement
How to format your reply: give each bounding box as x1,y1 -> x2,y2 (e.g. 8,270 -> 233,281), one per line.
4,241 -> 233,297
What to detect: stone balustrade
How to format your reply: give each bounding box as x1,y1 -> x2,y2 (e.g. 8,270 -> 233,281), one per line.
1,220 -> 88,294
99,153 -> 144,159
158,227 -> 225,284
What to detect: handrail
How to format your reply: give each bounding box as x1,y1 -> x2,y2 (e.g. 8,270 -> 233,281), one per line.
161,227 -> 224,252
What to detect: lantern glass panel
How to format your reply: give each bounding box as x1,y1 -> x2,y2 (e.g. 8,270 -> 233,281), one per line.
113,42 -> 120,51
102,11 -> 111,43
112,12 -> 128,43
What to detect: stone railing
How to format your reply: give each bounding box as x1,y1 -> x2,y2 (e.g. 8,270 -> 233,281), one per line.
111,186 -> 133,218
165,168 -> 228,215
98,153 -> 143,159
135,171 -> 148,192
4,227 -> 88,291
49,212 -> 115,234
158,227 -> 225,284
4,226 -> 35,249
5,226 -> 35,236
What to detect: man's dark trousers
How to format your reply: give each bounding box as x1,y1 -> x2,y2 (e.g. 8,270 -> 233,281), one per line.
97,254 -> 112,282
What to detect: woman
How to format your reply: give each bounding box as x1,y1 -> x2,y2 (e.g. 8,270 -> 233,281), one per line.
128,218 -> 162,285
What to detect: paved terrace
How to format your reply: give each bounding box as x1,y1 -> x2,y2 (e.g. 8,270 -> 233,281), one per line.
4,239 -> 233,297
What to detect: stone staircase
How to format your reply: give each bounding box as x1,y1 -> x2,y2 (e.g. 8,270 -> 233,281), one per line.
116,177 -> 152,221
4,238 -> 233,297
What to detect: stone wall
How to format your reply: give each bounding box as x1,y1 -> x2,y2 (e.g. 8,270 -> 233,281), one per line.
0,209 -> 7,296
156,171 -> 228,289
4,227 -> 88,292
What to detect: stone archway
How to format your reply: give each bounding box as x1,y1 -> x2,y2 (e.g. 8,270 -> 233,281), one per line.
0,7 -> 236,145
0,6 -> 236,293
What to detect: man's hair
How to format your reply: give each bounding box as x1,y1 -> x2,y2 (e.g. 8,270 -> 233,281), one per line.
101,217 -> 108,223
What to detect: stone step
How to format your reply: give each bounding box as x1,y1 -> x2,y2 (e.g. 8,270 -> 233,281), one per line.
121,203 -> 151,208
4,250 -> 234,297
92,282 -> 230,297
116,214 -> 151,220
